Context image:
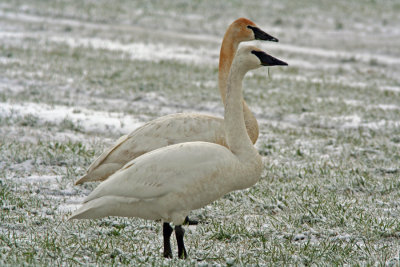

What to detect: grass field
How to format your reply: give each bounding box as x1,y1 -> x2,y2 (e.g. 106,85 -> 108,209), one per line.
1,0 -> 400,265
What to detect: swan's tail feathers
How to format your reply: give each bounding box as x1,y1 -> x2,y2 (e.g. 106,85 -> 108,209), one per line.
68,196 -> 143,220
74,163 -> 122,185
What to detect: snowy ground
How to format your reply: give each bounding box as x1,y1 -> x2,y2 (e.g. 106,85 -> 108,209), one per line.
1,0 -> 400,265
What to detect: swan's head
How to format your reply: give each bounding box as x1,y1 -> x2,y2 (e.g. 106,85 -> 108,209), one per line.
230,18 -> 278,43
234,46 -> 288,71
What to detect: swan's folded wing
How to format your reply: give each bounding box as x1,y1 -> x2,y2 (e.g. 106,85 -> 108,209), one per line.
84,114 -> 174,174
86,134 -> 130,173
76,113 -> 225,185
83,142 -> 236,204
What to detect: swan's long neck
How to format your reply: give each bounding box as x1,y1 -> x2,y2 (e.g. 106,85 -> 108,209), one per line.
218,33 -> 259,144
218,35 -> 237,104
224,62 -> 257,157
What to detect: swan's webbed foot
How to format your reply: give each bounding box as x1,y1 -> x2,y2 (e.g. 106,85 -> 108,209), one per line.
175,225 -> 187,259
184,216 -> 198,225
163,222 -> 173,258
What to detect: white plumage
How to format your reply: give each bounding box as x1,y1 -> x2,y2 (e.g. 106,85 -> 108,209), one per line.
74,18 -> 278,185
69,46 -> 288,258
72,142 -> 250,224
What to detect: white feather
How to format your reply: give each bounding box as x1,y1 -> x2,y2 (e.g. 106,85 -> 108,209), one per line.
74,18 -> 263,185
69,46 -> 276,225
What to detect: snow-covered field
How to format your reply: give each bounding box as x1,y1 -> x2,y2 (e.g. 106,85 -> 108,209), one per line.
1,0 -> 400,265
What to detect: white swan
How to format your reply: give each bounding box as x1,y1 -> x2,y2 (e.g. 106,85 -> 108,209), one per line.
74,18 -> 278,185
69,46 -> 288,258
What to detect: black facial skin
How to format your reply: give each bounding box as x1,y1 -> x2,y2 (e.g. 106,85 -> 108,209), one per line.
251,50 -> 288,66
247,25 -> 279,42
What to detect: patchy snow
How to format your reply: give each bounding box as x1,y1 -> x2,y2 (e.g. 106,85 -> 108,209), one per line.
330,233 -> 352,241
6,172 -> 87,214
341,99 -> 399,110
0,31 -> 28,39
0,101 -> 144,135
362,120 -> 400,130
17,174 -> 61,183
2,10 -> 400,69
264,42 -> 400,66
7,159 -> 35,173
57,195 -> 85,213
343,99 -> 364,106
193,80 -> 218,89
50,36 -> 217,65
0,78 -> 25,93
376,104 -> 400,111
380,85 -> 400,93
0,10 -> 219,43
277,58 -> 316,69
272,74 -> 372,90
331,114 -> 400,129
336,115 -> 362,128
0,56 -> 20,65
0,29 -> 217,65
0,124 -> 105,144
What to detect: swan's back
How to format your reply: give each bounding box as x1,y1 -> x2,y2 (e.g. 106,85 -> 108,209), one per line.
76,113 -> 226,184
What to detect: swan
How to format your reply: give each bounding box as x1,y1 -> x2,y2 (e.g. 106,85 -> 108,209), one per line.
69,46 -> 288,259
74,18 -> 278,185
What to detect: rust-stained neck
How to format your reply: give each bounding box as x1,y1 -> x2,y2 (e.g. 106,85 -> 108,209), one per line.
218,23 -> 259,144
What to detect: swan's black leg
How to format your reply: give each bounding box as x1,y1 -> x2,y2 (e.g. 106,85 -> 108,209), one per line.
184,216 -> 198,225
163,222 -> 173,258
175,225 -> 187,259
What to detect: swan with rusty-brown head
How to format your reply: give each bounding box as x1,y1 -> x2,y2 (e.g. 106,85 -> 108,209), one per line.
69,46 -> 288,258
74,18 -> 278,186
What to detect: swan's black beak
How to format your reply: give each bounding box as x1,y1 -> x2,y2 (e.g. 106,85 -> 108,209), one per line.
247,26 -> 279,42
251,50 -> 288,66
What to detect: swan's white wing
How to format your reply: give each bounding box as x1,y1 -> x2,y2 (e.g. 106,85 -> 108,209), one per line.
86,134 -> 129,173
75,113 -> 225,184
83,142 -> 237,203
